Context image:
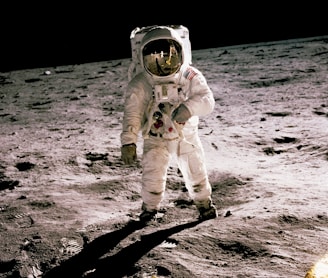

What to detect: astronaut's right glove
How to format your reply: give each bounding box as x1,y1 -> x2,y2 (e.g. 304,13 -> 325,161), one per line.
121,143 -> 137,165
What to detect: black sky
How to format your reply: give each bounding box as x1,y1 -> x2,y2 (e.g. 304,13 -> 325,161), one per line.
1,3 -> 327,72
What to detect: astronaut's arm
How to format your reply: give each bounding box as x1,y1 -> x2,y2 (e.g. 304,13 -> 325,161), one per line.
183,73 -> 215,117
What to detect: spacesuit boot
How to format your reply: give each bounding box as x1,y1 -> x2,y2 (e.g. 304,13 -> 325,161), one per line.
139,202 -> 158,223
195,199 -> 218,221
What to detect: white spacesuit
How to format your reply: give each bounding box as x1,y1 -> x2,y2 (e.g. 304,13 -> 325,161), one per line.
120,25 -> 218,222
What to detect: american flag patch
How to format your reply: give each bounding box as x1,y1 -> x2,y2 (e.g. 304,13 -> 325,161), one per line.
183,67 -> 197,80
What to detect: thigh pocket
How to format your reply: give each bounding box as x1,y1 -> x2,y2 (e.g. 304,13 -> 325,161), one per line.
179,140 -> 196,155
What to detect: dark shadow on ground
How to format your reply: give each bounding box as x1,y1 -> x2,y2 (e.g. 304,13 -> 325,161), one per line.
0,166 -> 19,191
42,219 -> 202,278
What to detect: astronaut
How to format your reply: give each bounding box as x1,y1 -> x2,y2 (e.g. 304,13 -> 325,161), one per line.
120,25 -> 218,222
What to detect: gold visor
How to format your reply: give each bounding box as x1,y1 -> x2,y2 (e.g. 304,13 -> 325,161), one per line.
143,39 -> 182,76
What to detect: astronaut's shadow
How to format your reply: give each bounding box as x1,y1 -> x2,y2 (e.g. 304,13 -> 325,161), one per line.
43,219 -> 202,278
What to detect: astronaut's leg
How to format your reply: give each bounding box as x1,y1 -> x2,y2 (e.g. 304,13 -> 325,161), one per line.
177,134 -> 218,220
140,138 -> 170,221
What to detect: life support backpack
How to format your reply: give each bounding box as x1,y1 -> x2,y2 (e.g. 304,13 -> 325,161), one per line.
128,25 -> 192,81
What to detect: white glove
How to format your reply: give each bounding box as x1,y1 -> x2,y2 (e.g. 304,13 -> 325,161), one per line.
171,104 -> 191,123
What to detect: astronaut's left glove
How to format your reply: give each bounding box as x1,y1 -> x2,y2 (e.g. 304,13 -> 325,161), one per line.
171,104 -> 191,123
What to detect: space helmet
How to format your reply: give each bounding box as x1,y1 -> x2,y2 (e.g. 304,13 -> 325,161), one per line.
140,26 -> 184,79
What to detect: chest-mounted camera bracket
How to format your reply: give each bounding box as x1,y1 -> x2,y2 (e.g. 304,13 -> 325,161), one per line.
153,83 -> 184,105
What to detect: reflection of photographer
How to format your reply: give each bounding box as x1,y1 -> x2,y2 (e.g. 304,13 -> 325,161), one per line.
120,25 -> 218,223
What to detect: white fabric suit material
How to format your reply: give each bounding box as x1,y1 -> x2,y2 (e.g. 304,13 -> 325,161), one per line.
120,26 -> 215,211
